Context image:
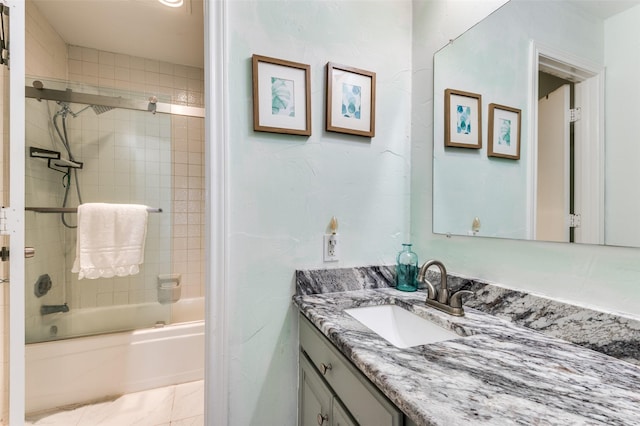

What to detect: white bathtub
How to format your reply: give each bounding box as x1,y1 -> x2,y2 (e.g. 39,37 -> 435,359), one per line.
25,297 -> 205,414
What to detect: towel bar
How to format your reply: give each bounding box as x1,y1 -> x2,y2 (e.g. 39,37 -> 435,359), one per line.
26,207 -> 163,213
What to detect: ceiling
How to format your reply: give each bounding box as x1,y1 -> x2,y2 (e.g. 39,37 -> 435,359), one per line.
31,0 -> 204,68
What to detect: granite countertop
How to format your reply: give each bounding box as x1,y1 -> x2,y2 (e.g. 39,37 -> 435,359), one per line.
293,288 -> 640,426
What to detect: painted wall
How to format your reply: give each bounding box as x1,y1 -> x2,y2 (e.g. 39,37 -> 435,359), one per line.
604,4 -> 640,247
226,0 -> 412,423
412,0 -> 640,318
432,0 -> 603,239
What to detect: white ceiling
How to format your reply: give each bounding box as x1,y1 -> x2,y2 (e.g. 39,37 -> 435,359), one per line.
31,0 -> 204,68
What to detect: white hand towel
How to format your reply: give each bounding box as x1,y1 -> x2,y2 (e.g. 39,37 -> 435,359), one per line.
71,203 -> 149,280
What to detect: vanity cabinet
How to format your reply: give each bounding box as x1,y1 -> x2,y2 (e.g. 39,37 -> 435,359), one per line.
300,352 -> 357,426
299,314 -> 414,426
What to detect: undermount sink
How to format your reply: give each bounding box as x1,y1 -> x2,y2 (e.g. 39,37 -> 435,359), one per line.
344,304 -> 461,348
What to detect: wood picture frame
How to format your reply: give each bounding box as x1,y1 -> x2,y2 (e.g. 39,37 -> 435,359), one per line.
326,62 -> 376,137
444,88 -> 482,148
252,54 -> 311,136
488,103 -> 521,160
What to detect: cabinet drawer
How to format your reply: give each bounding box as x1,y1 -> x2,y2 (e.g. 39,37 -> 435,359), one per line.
299,314 -> 403,426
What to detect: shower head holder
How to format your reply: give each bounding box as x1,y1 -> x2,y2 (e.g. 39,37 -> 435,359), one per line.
47,158 -> 83,173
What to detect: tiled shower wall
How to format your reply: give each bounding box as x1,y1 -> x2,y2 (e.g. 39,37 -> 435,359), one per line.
23,1 -> 204,326
66,46 -> 205,303
24,0 -> 204,314
24,98 -> 174,325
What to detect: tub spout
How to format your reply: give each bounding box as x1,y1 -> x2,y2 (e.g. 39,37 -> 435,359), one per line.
40,303 -> 69,315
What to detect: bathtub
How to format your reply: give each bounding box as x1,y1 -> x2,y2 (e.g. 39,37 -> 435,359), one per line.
25,297 -> 205,414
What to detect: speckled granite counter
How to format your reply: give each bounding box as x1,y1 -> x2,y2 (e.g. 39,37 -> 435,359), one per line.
293,288 -> 640,425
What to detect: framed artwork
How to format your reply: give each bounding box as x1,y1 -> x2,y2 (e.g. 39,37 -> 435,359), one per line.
488,103 -> 521,160
326,62 -> 376,137
444,89 -> 482,148
252,54 -> 311,136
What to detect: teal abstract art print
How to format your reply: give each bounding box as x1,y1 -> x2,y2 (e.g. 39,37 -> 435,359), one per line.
252,54 -> 310,136
444,89 -> 481,149
498,118 -> 511,146
488,103 -> 521,160
326,62 -> 376,137
341,83 -> 362,119
456,105 -> 472,135
271,77 -> 295,117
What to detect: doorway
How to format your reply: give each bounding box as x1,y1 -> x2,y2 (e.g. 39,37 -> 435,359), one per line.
537,79 -> 572,242
530,44 -> 604,245
4,1 -> 226,425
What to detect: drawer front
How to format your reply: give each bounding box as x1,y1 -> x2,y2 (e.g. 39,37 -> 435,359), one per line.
299,315 -> 403,426
299,352 -> 333,426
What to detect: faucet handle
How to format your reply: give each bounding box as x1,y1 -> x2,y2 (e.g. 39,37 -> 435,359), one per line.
422,278 -> 437,300
449,290 -> 473,309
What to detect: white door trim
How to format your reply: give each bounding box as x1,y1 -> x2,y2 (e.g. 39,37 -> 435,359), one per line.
7,0 -> 26,424
204,1 -> 230,425
528,40 -> 604,243
573,76 -> 605,244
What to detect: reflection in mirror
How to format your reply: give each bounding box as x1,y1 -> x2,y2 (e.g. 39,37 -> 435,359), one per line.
433,0 -> 640,247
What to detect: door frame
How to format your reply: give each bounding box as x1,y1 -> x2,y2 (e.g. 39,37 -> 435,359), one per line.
204,1 -> 230,425
7,0 -> 26,424
527,41 -> 604,244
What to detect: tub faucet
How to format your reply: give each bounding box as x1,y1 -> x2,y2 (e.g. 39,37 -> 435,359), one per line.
40,303 -> 69,315
417,260 -> 472,316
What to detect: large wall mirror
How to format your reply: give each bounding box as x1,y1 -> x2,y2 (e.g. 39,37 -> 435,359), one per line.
433,0 -> 640,248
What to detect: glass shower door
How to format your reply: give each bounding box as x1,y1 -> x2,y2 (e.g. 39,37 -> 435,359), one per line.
24,79 -> 174,343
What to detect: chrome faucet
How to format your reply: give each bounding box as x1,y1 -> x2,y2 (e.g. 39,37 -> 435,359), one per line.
417,260 -> 472,316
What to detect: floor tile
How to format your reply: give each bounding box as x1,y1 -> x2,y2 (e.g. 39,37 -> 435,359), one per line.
77,386 -> 175,425
171,415 -> 204,425
171,381 -> 204,422
24,381 -> 204,426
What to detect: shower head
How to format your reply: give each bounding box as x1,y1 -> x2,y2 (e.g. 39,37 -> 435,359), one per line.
58,103 -> 114,118
90,104 -> 114,115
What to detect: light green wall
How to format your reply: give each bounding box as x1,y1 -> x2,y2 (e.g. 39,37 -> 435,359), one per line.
604,4 -> 640,246
222,0 -> 640,423
226,1 -> 412,423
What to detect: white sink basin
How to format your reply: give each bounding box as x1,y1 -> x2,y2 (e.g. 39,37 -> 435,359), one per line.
344,304 -> 460,348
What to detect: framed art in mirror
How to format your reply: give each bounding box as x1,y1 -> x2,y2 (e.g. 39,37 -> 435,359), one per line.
326,62 -> 376,137
487,103 -> 521,160
444,88 -> 482,148
252,54 -> 311,136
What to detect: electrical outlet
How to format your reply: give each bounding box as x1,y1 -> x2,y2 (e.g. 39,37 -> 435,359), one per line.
323,234 -> 339,262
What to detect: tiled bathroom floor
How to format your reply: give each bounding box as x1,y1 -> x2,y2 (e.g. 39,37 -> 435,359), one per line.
25,380 -> 204,426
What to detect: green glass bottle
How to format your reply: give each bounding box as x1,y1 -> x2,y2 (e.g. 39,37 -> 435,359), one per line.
396,243 -> 418,292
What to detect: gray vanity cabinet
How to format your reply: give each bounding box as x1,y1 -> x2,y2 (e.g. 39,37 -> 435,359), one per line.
299,314 -> 408,426
299,352 -> 357,426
